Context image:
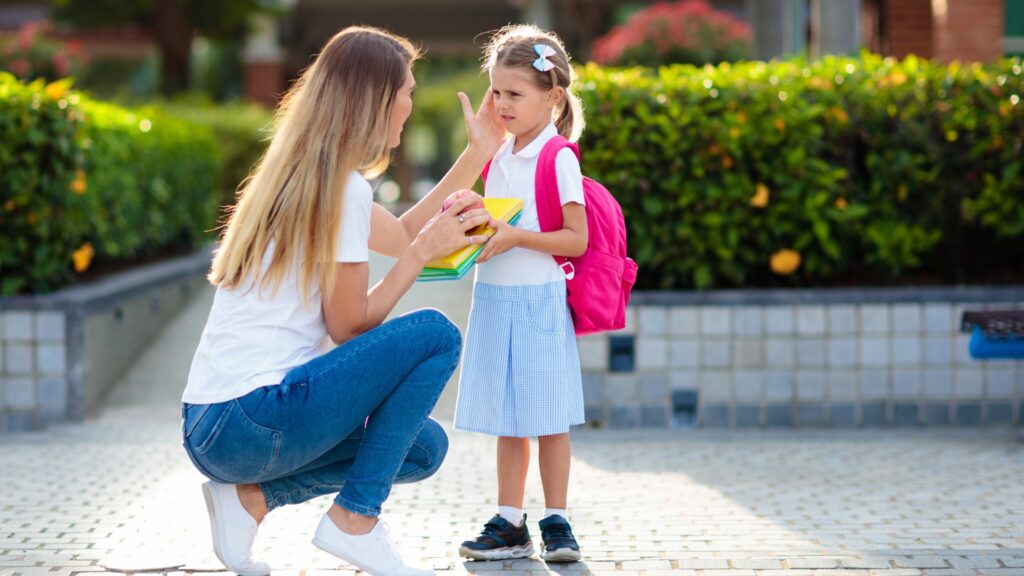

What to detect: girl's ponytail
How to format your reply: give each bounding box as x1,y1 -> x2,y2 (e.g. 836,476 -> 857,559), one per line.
555,84 -> 585,142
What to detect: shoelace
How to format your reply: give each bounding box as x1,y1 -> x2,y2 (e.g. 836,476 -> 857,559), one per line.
543,523 -> 573,543
376,521 -> 405,565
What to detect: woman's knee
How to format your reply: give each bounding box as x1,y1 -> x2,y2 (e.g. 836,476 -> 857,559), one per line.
410,418 -> 449,480
403,309 -> 461,353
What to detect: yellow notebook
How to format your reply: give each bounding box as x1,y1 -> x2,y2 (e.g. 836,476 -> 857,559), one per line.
426,197 -> 524,270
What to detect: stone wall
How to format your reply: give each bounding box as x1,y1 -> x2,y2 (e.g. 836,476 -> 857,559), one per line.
578,288 -> 1024,428
0,248 -> 211,432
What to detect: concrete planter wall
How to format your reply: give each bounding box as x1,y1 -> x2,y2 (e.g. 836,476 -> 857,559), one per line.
579,287 -> 1024,428
0,248 -> 211,432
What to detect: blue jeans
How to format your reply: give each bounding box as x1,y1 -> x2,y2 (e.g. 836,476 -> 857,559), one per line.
181,309 -> 460,517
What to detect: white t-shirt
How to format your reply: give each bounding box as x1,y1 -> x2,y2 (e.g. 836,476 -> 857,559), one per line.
476,123 -> 585,286
182,172 -> 373,404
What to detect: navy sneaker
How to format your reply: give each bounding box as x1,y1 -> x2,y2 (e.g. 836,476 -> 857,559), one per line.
538,515 -> 582,562
458,514 -> 534,561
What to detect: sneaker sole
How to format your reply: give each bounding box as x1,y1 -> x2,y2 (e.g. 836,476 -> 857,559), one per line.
311,536 -> 375,573
202,482 -> 270,576
541,547 -> 582,562
458,542 -> 534,561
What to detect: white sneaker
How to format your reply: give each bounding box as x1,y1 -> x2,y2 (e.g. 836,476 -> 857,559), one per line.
201,481 -> 271,576
312,514 -> 435,576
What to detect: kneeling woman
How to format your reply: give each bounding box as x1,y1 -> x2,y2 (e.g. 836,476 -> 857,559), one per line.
180,26 -> 504,576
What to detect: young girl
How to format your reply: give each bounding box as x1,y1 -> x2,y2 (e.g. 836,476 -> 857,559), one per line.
454,25 -> 587,563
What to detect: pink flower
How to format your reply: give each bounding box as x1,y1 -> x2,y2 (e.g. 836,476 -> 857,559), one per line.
9,58 -> 30,76
54,53 -> 69,76
590,0 -> 750,66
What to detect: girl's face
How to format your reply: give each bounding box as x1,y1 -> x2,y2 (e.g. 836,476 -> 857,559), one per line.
388,66 -> 416,148
489,64 -> 562,140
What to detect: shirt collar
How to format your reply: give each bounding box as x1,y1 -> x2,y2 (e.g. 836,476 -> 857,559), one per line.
497,123 -> 559,162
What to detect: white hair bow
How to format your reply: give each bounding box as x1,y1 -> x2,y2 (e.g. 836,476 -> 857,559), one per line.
533,44 -> 557,73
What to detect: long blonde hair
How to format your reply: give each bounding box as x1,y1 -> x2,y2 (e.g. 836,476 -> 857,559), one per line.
482,24 -> 584,142
209,26 -> 419,303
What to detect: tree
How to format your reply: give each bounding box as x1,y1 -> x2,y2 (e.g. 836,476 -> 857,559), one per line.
53,0 -> 278,95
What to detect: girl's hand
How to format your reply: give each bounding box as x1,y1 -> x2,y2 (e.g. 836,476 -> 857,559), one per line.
410,193 -> 491,264
459,89 -> 506,159
476,218 -> 520,264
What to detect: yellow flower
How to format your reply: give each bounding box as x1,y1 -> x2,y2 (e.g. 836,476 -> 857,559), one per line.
73,242 -> 94,273
774,118 -> 786,132
729,127 -> 741,139
827,107 -> 849,123
835,197 -> 848,210
44,81 -> 67,100
750,183 -> 770,208
770,249 -> 801,275
70,170 -> 87,195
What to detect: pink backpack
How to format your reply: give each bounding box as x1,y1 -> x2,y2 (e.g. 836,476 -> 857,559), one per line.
483,136 -> 638,335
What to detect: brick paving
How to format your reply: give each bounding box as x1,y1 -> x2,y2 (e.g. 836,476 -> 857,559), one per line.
2,259 -> 1024,576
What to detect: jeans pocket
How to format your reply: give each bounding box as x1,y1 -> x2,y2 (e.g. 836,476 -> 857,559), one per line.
182,403 -> 212,439
192,400 -> 282,483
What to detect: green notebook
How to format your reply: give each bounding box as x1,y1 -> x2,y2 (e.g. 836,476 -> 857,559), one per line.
416,210 -> 522,282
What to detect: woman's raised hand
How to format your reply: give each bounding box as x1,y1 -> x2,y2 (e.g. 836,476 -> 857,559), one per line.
459,89 -> 506,159
411,192 -> 492,264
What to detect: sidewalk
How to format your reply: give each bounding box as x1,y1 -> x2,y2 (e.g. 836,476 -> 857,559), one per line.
2,256 -> 1024,576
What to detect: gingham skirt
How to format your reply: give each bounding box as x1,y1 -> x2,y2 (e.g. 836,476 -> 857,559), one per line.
454,281 -> 585,437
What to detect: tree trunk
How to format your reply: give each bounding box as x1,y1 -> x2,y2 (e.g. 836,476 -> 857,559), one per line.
153,0 -> 194,96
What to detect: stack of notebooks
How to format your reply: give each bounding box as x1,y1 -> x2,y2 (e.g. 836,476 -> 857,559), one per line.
417,197 -> 523,282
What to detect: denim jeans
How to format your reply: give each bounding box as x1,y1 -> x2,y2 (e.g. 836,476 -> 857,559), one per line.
181,309 -> 460,517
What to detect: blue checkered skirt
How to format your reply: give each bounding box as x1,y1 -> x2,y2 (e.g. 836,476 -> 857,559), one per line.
454,281 -> 585,437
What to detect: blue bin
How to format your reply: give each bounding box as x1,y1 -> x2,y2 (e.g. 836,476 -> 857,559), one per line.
968,327 -> 1024,359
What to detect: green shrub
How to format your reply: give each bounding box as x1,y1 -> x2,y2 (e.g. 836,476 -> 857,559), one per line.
577,54 -> 1024,289
159,98 -> 272,210
0,73 -> 218,295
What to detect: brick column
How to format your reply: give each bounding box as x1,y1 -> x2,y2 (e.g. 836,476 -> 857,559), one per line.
932,0 -> 1005,62
884,0 -> 933,58
243,14 -> 285,109
244,60 -> 283,109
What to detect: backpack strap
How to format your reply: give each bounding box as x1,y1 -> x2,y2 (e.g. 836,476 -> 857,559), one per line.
481,159 -> 492,185
535,135 -> 580,276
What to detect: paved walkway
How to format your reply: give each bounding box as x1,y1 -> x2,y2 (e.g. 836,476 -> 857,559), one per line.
3,256 -> 1024,576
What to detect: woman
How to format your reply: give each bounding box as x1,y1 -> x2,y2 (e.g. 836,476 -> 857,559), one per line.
180,26 -> 504,576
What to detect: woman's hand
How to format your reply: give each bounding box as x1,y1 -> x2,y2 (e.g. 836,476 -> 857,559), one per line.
476,218 -> 520,264
459,89 -> 506,160
410,193 -> 492,264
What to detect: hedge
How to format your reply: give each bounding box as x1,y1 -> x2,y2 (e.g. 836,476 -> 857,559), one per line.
0,73 -> 219,295
159,98 -> 272,210
577,54 -> 1024,289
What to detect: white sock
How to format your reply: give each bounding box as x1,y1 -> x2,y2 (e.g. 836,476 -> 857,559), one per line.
497,506 -> 524,526
543,508 -> 568,521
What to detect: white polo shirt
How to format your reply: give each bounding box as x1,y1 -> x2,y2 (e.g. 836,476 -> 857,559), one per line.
182,172 -> 373,404
476,123 -> 585,286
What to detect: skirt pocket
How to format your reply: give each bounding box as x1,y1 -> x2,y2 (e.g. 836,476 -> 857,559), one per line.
523,291 -> 568,336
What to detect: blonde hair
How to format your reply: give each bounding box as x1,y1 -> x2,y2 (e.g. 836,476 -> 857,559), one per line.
209,26 -> 419,304
482,24 -> 584,142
